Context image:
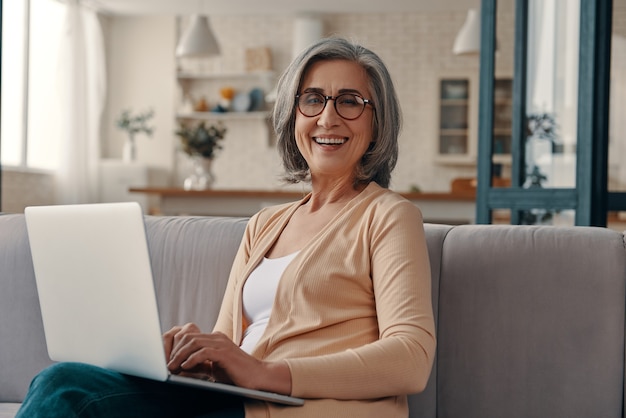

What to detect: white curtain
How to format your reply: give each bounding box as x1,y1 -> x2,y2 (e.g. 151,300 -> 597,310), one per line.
528,0 -> 557,113
525,0 -> 579,188
55,0 -> 106,204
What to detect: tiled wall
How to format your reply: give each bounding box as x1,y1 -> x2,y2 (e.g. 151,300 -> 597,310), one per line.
175,9 -> 515,192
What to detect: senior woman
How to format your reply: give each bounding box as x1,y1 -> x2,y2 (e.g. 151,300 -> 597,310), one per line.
17,37 -> 435,418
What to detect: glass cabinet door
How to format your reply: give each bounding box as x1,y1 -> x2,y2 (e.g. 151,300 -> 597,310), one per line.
439,79 -> 469,155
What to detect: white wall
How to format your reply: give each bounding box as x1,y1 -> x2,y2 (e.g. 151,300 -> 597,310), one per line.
102,15 -> 177,173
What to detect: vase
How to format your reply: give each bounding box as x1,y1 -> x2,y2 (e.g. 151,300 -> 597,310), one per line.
122,136 -> 137,163
184,157 -> 215,190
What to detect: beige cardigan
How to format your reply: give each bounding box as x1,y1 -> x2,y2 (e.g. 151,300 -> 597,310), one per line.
213,182 -> 436,418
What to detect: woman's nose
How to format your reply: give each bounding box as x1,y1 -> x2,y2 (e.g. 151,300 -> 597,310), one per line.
316,100 -> 341,127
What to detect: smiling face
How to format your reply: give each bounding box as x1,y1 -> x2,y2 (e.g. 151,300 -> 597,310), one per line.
294,59 -> 375,188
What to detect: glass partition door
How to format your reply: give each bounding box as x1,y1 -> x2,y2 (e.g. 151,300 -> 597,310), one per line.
476,0 -> 613,227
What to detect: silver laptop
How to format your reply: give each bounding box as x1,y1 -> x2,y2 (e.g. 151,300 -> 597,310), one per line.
24,202 -> 304,407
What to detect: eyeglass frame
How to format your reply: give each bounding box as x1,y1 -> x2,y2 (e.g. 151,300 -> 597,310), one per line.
295,92 -> 376,120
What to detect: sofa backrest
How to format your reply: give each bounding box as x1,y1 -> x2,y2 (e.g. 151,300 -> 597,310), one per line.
0,214 -> 248,403
2,214 -> 626,418
144,216 -> 248,332
410,224 -> 626,418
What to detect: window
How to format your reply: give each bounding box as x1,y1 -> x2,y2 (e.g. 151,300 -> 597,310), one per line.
1,0 -> 65,170
1,0 -> 27,166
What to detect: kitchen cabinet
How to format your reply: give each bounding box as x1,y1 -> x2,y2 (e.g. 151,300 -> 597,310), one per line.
437,76 -> 513,165
438,79 -> 471,157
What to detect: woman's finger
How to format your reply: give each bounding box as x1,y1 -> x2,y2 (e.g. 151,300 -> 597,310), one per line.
168,332 -> 229,373
164,322 -> 201,361
168,332 -> 209,371
162,325 -> 183,361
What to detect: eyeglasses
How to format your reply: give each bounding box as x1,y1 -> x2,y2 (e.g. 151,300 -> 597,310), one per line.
296,92 -> 374,120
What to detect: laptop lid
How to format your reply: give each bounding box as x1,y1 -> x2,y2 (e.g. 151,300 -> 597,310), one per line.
25,202 -> 304,406
25,202 -> 169,381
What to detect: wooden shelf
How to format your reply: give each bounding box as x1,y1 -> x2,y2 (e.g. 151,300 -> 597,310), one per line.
130,187 -> 476,201
129,187 -> 478,222
175,69 -> 276,147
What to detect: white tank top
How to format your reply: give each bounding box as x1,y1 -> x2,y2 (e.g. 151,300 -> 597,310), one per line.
240,252 -> 299,354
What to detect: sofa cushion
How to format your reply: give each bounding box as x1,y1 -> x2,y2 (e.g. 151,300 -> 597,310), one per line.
436,225 -> 626,418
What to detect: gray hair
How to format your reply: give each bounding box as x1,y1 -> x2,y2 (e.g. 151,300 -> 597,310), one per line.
272,37 -> 401,189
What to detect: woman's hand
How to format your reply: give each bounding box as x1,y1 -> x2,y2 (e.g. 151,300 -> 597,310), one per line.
163,323 -> 213,379
162,323 -> 292,395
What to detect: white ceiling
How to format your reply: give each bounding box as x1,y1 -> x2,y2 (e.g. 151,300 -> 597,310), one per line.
91,0 -> 479,16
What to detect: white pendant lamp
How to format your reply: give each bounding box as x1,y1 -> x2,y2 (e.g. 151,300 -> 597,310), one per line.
176,14 -> 220,57
452,9 -> 481,55
292,14 -> 323,59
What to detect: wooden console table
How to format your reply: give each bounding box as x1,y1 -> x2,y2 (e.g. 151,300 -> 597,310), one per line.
129,188 -> 477,224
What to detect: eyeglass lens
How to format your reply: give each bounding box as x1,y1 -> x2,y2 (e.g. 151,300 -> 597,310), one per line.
297,92 -> 367,120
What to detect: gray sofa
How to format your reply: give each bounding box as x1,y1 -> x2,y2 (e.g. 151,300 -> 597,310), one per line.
1,213 -> 625,418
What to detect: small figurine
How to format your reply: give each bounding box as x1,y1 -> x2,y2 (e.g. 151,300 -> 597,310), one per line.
212,86 -> 234,112
194,96 -> 209,112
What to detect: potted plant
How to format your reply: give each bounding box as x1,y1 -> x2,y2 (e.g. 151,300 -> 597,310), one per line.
176,121 -> 226,159
116,109 -> 155,162
175,121 -> 227,190
522,112 -> 560,224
